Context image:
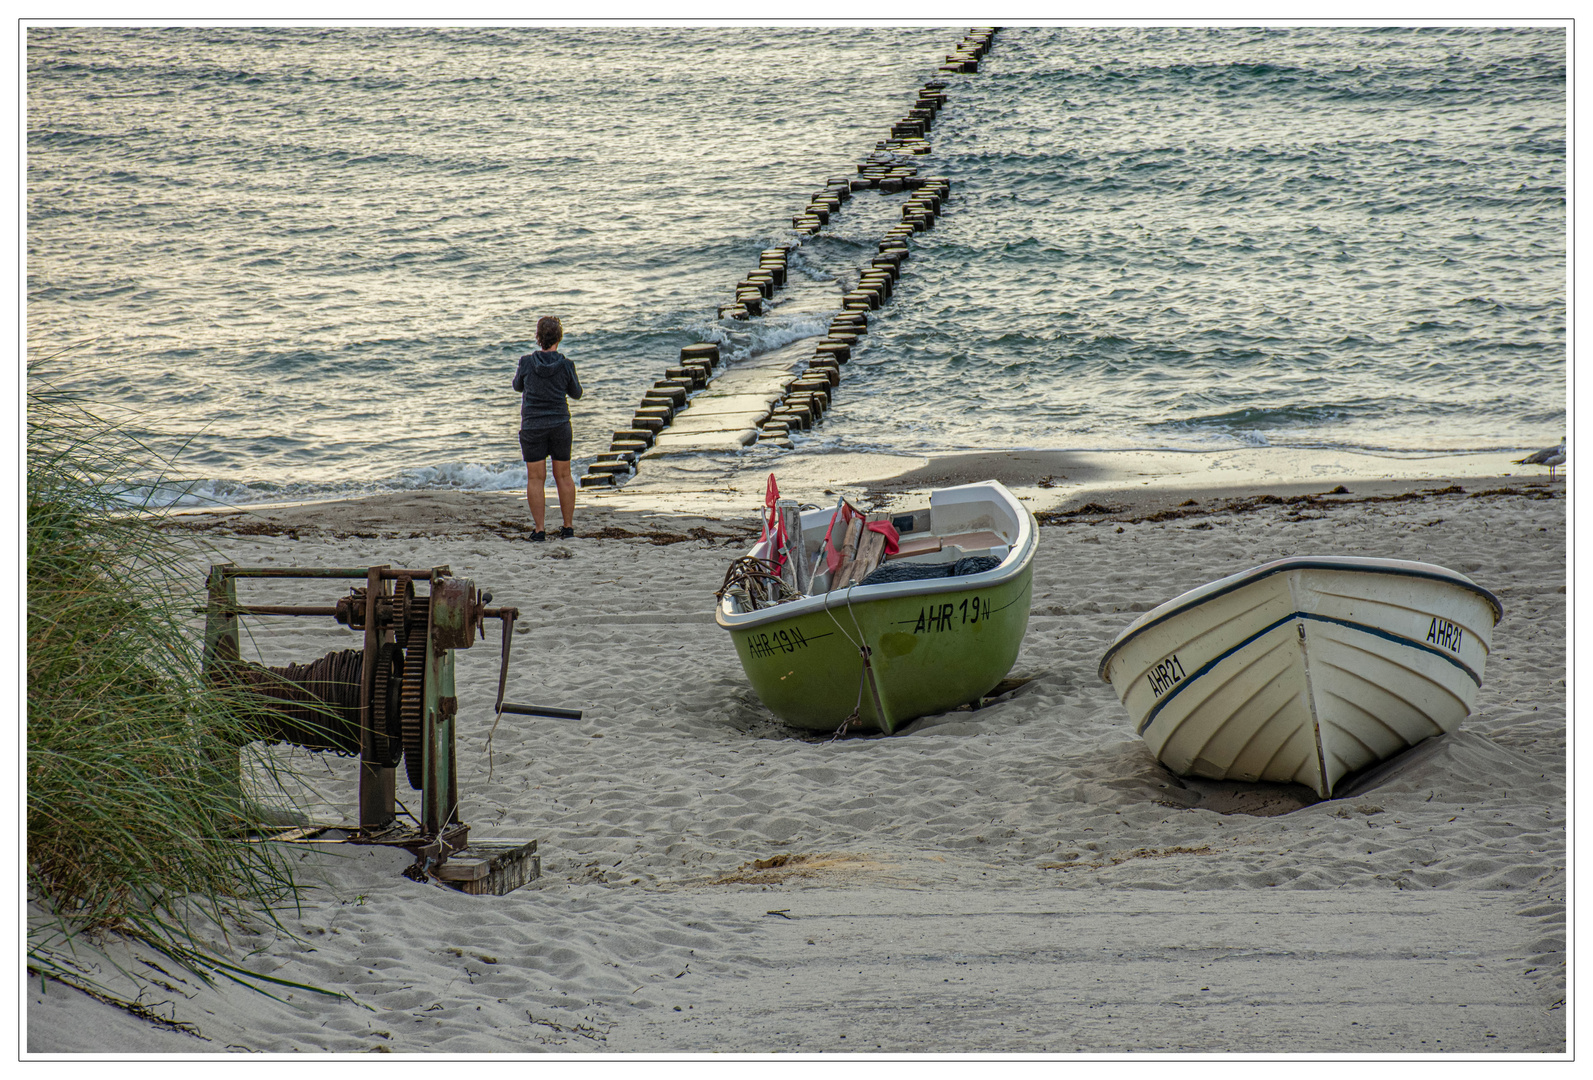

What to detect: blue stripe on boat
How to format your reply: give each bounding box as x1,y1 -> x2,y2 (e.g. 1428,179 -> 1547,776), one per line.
1135,612 -> 1481,736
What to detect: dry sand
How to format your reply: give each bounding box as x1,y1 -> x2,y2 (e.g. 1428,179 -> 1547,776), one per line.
25,452 -> 1567,1056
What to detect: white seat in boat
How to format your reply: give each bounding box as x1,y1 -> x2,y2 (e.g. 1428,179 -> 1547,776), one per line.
889,530 -> 1008,560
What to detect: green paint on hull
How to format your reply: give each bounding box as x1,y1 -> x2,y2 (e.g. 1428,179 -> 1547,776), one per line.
721,563 -> 1033,733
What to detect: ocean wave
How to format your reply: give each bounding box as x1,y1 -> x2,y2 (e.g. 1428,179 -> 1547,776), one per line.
393,461 -> 527,492
110,476 -> 369,510
740,315 -> 834,357
1151,405 -> 1358,434
122,457 -> 535,509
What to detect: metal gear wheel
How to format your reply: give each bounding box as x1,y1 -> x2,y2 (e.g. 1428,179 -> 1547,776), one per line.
398,582 -> 431,790
390,577 -> 416,648
399,642 -> 426,790
367,641 -> 405,768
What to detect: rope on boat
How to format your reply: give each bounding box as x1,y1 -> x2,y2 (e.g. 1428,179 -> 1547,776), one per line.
716,556 -> 786,610
828,663 -> 868,743
721,531 -> 891,736
822,579 -> 890,739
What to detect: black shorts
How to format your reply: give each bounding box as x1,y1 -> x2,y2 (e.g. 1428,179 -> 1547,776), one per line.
519,423 -> 573,463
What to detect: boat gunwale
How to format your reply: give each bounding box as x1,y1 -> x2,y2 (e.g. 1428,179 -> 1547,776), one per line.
1097,556 -> 1504,683
715,482 -> 1037,632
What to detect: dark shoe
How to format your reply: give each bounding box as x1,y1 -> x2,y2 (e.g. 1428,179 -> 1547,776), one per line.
530,530 -> 546,542
559,526 -> 575,540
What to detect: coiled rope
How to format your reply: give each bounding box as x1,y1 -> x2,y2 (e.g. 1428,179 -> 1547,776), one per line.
235,648 -> 365,756
716,556 -> 786,610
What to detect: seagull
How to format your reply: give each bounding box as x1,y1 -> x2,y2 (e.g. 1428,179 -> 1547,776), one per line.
1513,441 -> 1566,480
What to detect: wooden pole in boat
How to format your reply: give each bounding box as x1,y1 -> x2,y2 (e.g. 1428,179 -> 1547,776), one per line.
832,515 -> 864,590
776,498 -> 807,595
846,513 -> 890,586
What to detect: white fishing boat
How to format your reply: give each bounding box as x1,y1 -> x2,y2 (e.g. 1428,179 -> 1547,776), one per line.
1098,556 -> 1503,798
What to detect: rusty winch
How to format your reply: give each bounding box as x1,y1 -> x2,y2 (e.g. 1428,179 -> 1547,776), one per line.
202,563 -> 576,893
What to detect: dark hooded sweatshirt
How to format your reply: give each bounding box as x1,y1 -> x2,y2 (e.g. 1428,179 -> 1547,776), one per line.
513,349 -> 583,431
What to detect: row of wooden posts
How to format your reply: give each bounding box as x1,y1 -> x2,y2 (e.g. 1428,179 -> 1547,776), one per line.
755,163 -> 954,449
940,27 -> 998,73
579,27 -> 1000,488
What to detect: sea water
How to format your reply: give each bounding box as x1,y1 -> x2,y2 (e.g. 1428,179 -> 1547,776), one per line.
26,25 -> 1566,505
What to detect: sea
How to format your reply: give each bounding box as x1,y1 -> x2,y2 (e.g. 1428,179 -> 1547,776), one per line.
25,25 -> 1567,506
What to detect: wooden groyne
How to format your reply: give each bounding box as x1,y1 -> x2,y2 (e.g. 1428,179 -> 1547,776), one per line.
581,27 -> 1001,489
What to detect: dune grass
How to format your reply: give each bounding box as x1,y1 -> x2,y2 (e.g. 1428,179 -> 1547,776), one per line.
25,381 -> 341,1009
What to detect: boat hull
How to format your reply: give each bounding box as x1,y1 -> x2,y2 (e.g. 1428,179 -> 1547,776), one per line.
723,562 -> 1033,733
1099,558 -> 1502,798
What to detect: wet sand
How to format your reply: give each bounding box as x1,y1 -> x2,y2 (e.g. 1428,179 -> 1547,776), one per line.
27,451 -> 1567,1055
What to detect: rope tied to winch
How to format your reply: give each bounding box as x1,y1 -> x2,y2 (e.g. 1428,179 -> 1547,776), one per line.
233,647 -> 367,756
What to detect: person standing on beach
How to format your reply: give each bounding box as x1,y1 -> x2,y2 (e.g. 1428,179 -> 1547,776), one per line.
513,316 -> 583,541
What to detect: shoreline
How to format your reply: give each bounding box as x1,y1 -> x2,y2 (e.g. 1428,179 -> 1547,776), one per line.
159,445 -> 1561,537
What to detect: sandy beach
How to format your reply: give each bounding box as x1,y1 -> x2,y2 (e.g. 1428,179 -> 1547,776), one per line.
25,448 -> 1567,1055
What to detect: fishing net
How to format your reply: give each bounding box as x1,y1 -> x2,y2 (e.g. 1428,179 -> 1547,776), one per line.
858,555 -> 1002,587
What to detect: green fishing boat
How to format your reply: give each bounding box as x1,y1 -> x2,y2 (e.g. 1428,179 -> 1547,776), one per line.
715,480 -> 1035,734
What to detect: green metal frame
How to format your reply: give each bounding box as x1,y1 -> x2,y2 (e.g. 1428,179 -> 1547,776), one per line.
201,563 -> 467,840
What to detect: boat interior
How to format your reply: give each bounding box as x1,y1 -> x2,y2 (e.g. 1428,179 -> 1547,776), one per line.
802,504 -> 1013,595
719,482 -> 1027,615
716,484 -> 1025,618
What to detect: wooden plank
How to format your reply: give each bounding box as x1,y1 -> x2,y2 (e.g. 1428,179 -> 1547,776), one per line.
461,856 -> 540,896
829,516 -> 864,590
776,499 -> 806,595
260,825 -> 333,844
886,530 -> 1007,562
441,840 -> 541,896
433,856 -> 491,882
890,534 -> 943,560
846,515 -> 889,586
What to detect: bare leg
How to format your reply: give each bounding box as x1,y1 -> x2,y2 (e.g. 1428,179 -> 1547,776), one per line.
551,459 -> 576,528
525,459 -> 548,531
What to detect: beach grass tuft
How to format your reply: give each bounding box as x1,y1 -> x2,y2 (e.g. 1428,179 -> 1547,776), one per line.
26,381 -> 320,1007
